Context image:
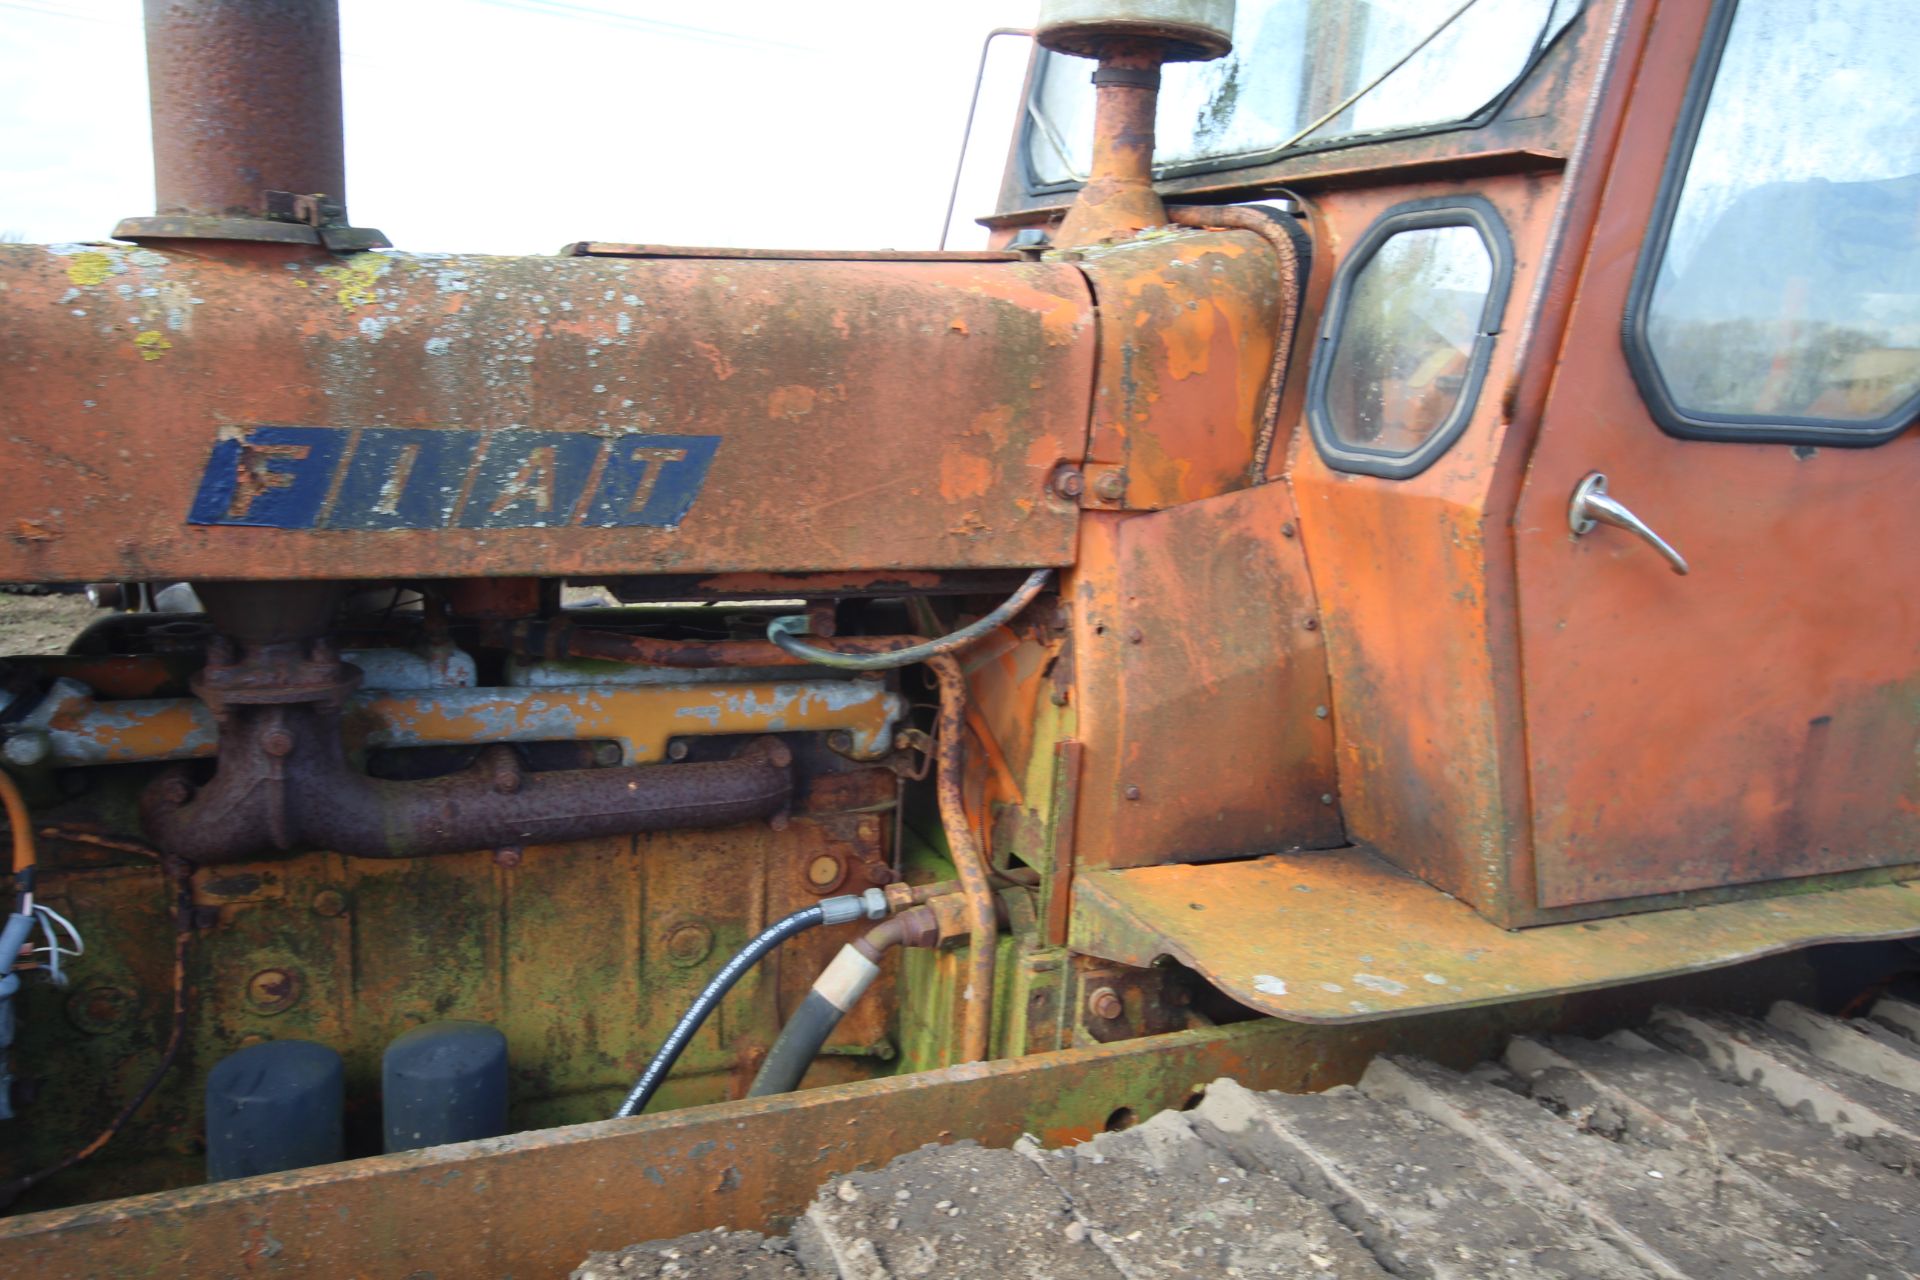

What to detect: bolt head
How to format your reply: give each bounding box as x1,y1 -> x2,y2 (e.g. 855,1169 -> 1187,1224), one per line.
493,846 -> 523,868
1092,471 -> 1127,502
1052,467 -> 1085,499
311,889 -> 349,918
260,727 -> 295,757
1087,987 -> 1124,1021
245,968 -> 302,1014
1126,627 -> 1144,645
1302,617 -> 1319,631
1123,784 -> 1142,801
2,730 -> 49,768
664,921 -> 715,968
1280,522 -> 1296,538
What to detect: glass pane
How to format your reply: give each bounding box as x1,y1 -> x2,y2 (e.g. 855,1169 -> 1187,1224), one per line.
1326,226 -> 1492,454
1645,0 -> 1920,423
1027,0 -> 1583,184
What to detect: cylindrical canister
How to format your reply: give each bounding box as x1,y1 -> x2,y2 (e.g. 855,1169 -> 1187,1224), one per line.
382,1020 -> 509,1153
204,1039 -> 344,1181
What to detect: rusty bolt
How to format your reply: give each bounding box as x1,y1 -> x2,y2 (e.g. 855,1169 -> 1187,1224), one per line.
770,811 -> 790,832
664,921 -> 715,968
763,740 -> 794,769
246,968 -> 302,1015
493,846 -> 523,868
1093,471 -> 1127,503
1123,784 -> 1141,801
1126,627 -> 1144,645
865,863 -> 896,886
827,730 -> 855,756
666,740 -> 690,761
66,984 -> 136,1035
807,854 -> 843,888
1320,793 -> 1335,805
1280,522 -> 1296,538
1051,466 -> 1085,500
1314,705 -> 1329,719
260,727 -> 295,758
155,775 -> 194,806
1087,987 -> 1124,1021
1302,617 -> 1319,631
595,742 -> 624,766
311,889 -> 348,918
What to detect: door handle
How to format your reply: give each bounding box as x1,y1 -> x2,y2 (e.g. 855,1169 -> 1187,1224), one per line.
1567,472 -> 1689,575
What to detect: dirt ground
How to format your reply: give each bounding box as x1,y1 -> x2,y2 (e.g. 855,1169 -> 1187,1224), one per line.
0,592 -> 111,657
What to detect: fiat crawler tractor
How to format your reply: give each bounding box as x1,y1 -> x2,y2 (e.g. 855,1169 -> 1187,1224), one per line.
3,0 -> 1920,1274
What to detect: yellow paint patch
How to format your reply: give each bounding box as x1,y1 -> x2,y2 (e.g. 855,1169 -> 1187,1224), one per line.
767,385 -> 817,420
133,330 -> 172,361
65,251 -> 114,287
317,254 -> 389,309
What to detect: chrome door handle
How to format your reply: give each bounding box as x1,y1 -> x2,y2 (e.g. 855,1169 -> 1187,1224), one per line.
1567,472 -> 1689,575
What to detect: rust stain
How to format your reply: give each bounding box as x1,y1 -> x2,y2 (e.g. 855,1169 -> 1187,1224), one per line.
766,384 -> 817,420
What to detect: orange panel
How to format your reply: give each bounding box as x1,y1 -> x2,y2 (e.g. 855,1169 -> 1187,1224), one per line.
1512,1 -> 1920,906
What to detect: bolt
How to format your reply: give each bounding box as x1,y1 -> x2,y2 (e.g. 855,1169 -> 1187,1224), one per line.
2,730 -> 49,768
807,854 -> 842,888
664,921 -> 714,968
1093,471 -> 1127,503
245,968 -> 302,1014
1123,784 -> 1141,801
666,740 -> 690,761
1052,466 -> 1085,500
1126,627 -> 1144,645
260,727 -> 295,757
1302,617 -> 1318,631
1087,987 -> 1124,1021
66,984 -> 136,1035
827,730 -> 855,755
155,774 -> 194,807
1320,793 -> 1335,805
1280,522 -> 1296,538
865,863 -> 896,886
311,889 -> 348,918
493,846 -> 523,868
763,740 -> 794,769
769,811 -> 790,832
594,741 -> 623,766
1314,705 -> 1329,719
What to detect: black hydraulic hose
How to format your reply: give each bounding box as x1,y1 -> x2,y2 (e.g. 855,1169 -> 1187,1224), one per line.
613,906 -> 823,1118
748,906 -> 938,1098
613,890 -> 885,1119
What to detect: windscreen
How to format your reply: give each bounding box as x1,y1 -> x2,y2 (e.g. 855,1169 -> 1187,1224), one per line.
1026,0 -> 1585,186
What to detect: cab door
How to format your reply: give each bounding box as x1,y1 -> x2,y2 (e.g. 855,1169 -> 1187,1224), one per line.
1512,0 -> 1920,909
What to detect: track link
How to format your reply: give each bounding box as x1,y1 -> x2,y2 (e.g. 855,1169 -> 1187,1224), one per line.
576,998 -> 1920,1279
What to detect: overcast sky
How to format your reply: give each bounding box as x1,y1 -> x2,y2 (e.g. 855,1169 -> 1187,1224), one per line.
0,0 -> 1040,252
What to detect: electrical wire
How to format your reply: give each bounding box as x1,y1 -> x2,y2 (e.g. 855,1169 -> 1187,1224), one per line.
30,902 -> 83,987
765,569 -> 1051,671
0,857 -> 193,1210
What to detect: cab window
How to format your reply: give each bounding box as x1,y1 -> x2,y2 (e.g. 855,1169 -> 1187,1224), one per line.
1626,0 -> 1920,443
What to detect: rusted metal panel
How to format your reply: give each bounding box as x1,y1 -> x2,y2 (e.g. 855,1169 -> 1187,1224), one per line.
1284,171 -> 1563,922
1511,0 -> 1920,907
569,244 -> 1021,262
0,244 -> 1092,581
1067,481 -> 1342,870
1071,849 -> 1920,1022
0,961 -> 1810,1279
1073,228 -> 1282,509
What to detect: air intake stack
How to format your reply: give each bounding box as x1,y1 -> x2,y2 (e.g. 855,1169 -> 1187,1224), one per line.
1037,0 -> 1234,247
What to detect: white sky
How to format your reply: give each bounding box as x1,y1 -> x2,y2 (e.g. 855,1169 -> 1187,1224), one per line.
0,0 -> 1040,253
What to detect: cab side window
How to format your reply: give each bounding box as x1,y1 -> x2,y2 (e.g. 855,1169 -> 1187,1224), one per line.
1627,0 -> 1920,444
